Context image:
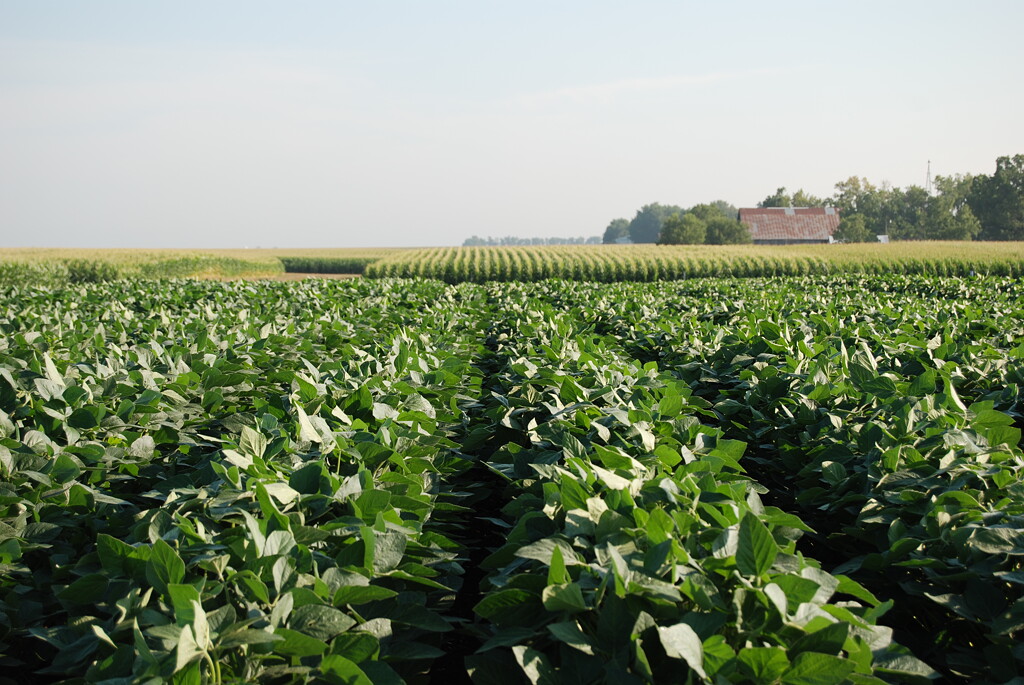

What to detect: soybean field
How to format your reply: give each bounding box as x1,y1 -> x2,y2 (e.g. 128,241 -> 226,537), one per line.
1,275 -> 1022,684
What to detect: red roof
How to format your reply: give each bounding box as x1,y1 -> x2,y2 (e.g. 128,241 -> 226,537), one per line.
739,207 -> 840,242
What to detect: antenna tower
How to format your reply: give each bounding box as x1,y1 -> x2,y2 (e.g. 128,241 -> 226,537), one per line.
925,160 -> 933,195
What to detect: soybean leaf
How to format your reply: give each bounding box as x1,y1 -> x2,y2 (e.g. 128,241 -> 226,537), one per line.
658,622 -> 707,679
737,513 -> 778,577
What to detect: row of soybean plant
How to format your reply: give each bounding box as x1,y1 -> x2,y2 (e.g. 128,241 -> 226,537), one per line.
578,274 -> 1024,683
0,278 -> 487,683
461,282 -> 930,684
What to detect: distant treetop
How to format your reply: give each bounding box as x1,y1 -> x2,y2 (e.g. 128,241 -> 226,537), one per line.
463,235 -> 601,246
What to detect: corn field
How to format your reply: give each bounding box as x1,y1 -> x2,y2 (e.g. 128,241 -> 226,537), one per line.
364,244 -> 1024,282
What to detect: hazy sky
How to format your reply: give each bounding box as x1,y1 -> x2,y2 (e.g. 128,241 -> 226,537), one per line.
1,1 -> 1022,248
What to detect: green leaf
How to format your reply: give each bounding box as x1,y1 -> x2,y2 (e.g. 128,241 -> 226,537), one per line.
788,621 -> 849,657
263,529 -> 297,557
239,425 -> 267,458
296,405 -> 323,443
365,528 -> 406,573
354,490 -> 392,520
834,575 -> 880,606
333,585 -> 398,606
658,622 -> 707,679
909,368 -> 937,395
232,570 -> 271,604
129,435 -> 156,459
541,583 -> 588,613
320,655 -> 373,685
546,621 -> 594,655
290,461 -> 324,494
738,647 -> 791,683
57,573 -> 108,605
360,662 -> 405,685
659,394 -> 684,418
517,538 -> 579,567
175,625 -> 203,673
972,408 -> 1014,428
290,604 -> 357,641
512,645 -> 559,685
50,453 -> 82,484
474,589 -> 536,620
702,635 -> 737,678
147,538 -> 186,596
96,534 -> 150,578
548,544 -> 570,585
168,584 -> 202,626
67,406 -> 100,429
263,482 -> 300,506
217,628 -> 283,649
273,628 -> 328,657
965,527 -> 1024,555
737,513 -> 778,577
781,652 -> 856,685
328,632 -> 380,663
559,475 -> 590,511
873,651 -> 939,679
192,599 -> 211,651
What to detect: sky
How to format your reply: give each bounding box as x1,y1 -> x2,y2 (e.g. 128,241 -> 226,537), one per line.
1,1 -> 1022,248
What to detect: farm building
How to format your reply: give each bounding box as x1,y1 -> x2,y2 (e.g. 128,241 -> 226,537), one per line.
739,207 -> 841,245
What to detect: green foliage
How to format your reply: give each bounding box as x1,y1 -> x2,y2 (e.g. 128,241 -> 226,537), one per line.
759,186 -> 793,208
705,217 -> 751,245
0,261 -> 71,286
364,244 -> 1024,283
658,213 -> 706,244
279,257 -> 377,274
969,154 -> 1024,240
602,218 -> 630,244
0,278 -> 483,682
0,274 -> 1021,682
64,259 -> 122,283
628,203 -> 685,244
602,153 -> 1022,243
832,214 -> 875,243
757,187 -> 823,208
138,256 -> 283,278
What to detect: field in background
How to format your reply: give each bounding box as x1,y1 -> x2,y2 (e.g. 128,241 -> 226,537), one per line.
0,247 -> 407,283
0,247 -> 401,263
3,242 -> 1024,283
365,242 -> 1024,281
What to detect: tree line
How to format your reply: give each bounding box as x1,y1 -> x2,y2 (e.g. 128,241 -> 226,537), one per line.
603,154 -> 1024,244
464,235 -> 602,246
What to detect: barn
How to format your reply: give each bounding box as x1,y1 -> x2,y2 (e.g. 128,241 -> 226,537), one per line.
739,207 -> 841,245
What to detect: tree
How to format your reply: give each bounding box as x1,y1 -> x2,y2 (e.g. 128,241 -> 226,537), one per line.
758,187 -> 792,208
832,176 -> 890,236
887,186 -> 931,240
882,183 -> 980,241
968,154 -> 1024,240
791,189 -> 825,207
832,214 -> 874,242
628,203 -> 685,243
688,203 -> 728,222
659,213 -> 706,244
760,187 -> 824,207
705,217 -> 751,244
602,218 -> 630,244
928,174 -> 981,240
926,197 -> 981,240
710,200 -> 739,220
